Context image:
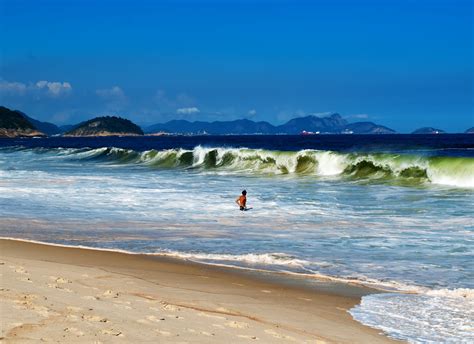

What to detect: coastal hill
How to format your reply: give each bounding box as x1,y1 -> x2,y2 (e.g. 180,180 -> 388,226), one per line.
412,127 -> 446,134
343,122 -> 395,134
147,118 -> 276,135
146,113 -> 396,135
64,116 -> 144,137
20,113 -> 61,136
0,106 -> 45,138
6,105 -> 470,136
276,114 -> 348,134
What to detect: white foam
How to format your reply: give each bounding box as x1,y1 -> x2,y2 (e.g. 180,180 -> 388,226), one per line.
350,290 -> 474,343
159,250 -> 311,269
426,288 -> 474,299
428,172 -> 474,188
314,151 -> 346,176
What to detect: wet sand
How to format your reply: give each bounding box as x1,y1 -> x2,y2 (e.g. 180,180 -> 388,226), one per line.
0,238 -> 398,343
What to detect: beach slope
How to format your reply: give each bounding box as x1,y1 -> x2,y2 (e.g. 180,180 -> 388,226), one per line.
0,239 -> 397,343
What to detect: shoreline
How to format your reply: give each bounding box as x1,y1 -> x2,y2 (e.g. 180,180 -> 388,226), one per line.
0,236 -> 411,294
0,238 -> 398,343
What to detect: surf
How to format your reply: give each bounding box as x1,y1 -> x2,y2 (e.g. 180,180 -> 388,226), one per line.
17,145 -> 474,188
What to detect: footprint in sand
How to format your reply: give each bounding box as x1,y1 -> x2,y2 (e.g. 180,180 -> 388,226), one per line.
146,315 -> 166,323
66,314 -> 79,321
155,329 -> 172,336
82,314 -> 108,323
64,327 -> 84,336
35,305 -> 57,317
19,276 -> 33,283
160,302 -> 180,311
101,328 -> 124,337
238,335 -> 259,340
226,321 -> 249,329
82,295 -> 99,301
14,294 -> 38,310
14,267 -> 28,274
136,319 -> 151,325
53,276 -> 71,284
67,306 -> 83,312
264,329 -> 296,342
102,290 -> 120,298
47,283 -> 73,293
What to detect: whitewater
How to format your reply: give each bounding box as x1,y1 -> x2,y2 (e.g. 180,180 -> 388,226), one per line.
0,135 -> 473,343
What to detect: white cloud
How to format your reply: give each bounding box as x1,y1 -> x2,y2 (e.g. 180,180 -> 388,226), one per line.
248,109 -> 257,116
0,80 -> 27,95
36,81 -> 72,96
0,79 -> 71,97
177,107 -> 200,115
96,86 -> 125,100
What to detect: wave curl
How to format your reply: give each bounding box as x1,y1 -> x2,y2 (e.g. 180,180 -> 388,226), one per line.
15,146 -> 474,188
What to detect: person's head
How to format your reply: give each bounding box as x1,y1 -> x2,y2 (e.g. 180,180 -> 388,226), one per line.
242,190 -> 247,196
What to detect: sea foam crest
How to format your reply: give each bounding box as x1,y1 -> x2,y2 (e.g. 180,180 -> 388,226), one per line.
157,250 -> 311,270
25,146 -> 474,188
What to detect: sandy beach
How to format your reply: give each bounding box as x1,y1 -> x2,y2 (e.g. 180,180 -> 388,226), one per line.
0,238 -> 397,343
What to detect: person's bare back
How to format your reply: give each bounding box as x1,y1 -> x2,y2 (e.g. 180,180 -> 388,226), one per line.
235,190 -> 247,211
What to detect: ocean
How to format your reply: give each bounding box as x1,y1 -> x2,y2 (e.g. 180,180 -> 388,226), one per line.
1,134 -> 473,343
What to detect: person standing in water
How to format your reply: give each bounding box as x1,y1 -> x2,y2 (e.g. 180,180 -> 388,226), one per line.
236,190 -> 247,211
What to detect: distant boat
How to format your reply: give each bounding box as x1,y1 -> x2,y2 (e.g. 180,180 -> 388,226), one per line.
300,130 -> 320,135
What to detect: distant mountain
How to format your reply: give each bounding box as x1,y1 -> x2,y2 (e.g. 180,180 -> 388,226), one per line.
0,106 -> 45,137
465,127 -> 474,134
19,112 -> 61,136
147,118 -> 276,135
275,114 -> 348,134
58,124 -> 76,133
343,122 -> 396,134
64,116 -> 144,136
145,113 -> 396,135
412,127 -> 446,134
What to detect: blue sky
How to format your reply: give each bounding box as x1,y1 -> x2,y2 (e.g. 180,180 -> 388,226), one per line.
1,0 -> 472,132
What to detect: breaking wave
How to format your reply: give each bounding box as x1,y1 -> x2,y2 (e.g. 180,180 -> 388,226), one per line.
50,146 -> 474,188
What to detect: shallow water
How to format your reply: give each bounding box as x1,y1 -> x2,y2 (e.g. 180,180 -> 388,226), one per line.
1,136 -> 473,343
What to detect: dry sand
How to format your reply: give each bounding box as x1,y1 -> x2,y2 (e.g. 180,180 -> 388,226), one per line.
0,239 -> 398,343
